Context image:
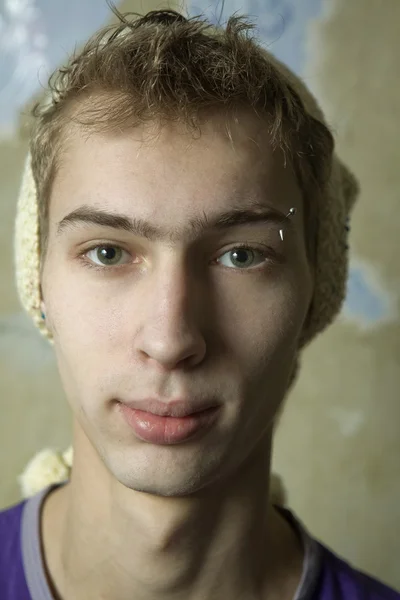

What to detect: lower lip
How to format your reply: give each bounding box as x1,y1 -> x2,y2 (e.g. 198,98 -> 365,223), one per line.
118,403 -> 220,445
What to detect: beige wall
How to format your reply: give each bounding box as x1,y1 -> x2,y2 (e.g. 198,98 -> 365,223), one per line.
1,0 -> 399,590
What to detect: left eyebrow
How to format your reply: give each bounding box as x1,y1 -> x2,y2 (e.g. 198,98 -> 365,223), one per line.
56,202 -> 291,243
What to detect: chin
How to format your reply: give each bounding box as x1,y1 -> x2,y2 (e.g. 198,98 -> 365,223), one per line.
116,471 -> 213,497
106,446 -> 226,498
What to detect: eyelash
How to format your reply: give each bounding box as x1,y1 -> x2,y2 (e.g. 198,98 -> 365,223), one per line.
79,242 -> 279,272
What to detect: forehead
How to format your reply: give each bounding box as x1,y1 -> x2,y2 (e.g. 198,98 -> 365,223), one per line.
51,111 -> 303,227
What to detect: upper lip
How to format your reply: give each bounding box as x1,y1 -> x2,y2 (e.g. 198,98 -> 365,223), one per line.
119,398 -> 220,417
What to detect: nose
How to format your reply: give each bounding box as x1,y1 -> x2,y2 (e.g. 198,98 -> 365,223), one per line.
135,262 -> 207,371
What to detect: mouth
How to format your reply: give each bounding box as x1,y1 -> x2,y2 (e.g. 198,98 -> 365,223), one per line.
116,398 -> 221,445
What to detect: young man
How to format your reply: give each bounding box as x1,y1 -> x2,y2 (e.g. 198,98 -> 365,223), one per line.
1,7 -> 399,600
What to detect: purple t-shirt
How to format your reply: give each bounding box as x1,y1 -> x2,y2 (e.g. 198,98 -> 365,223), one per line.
1,484 -> 399,599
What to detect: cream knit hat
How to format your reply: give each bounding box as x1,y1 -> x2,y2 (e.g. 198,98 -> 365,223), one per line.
14,47 -> 358,497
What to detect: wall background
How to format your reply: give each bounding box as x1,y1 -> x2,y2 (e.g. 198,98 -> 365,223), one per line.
1,0 -> 399,590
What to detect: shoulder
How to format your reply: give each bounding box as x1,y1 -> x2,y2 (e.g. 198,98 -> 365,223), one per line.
315,542 -> 400,599
280,506 -> 400,600
0,499 -> 32,599
0,498 -> 25,560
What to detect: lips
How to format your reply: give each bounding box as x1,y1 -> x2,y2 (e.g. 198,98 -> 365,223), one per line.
117,398 -> 221,445
120,398 -> 219,417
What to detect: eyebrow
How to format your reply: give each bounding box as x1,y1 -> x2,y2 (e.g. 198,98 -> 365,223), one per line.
56,202 -> 292,242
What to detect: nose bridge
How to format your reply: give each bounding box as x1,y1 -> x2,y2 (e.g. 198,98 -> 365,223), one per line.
137,257 -> 207,369
154,260 -> 196,324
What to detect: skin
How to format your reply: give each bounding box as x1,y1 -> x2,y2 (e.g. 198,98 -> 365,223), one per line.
40,109 -> 313,600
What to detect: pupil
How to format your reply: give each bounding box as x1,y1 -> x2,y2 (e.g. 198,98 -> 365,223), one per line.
99,247 -> 118,263
233,249 -> 251,265
101,248 -> 115,259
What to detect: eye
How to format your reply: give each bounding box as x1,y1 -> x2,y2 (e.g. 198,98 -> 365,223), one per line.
85,245 -> 131,267
216,246 -> 269,269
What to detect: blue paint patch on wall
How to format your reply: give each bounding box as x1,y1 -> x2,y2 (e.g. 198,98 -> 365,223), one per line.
343,263 -> 392,326
0,0 -> 110,137
188,0 -> 324,75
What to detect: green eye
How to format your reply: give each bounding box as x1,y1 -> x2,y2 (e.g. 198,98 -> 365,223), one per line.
86,245 -> 126,267
217,246 -> 267,269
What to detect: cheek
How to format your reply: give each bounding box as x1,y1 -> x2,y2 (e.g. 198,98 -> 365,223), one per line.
216,274 -> 308,399
41,264 -> 121,400
45,267 -> 118,344
215,272 -> 308,352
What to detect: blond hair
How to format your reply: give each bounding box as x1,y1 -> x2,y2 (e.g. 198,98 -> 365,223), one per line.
31,8 -> 331,258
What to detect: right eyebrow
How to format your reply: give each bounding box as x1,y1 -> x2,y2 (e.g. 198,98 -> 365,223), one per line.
57,206 -> 160,239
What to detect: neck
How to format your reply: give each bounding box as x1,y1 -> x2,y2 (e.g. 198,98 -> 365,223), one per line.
42,428 -> 303,600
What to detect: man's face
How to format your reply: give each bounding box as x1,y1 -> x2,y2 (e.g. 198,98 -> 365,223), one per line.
41,111 -> 312,496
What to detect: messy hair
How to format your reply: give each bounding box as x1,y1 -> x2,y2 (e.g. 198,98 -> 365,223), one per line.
30,6 -> 334,258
